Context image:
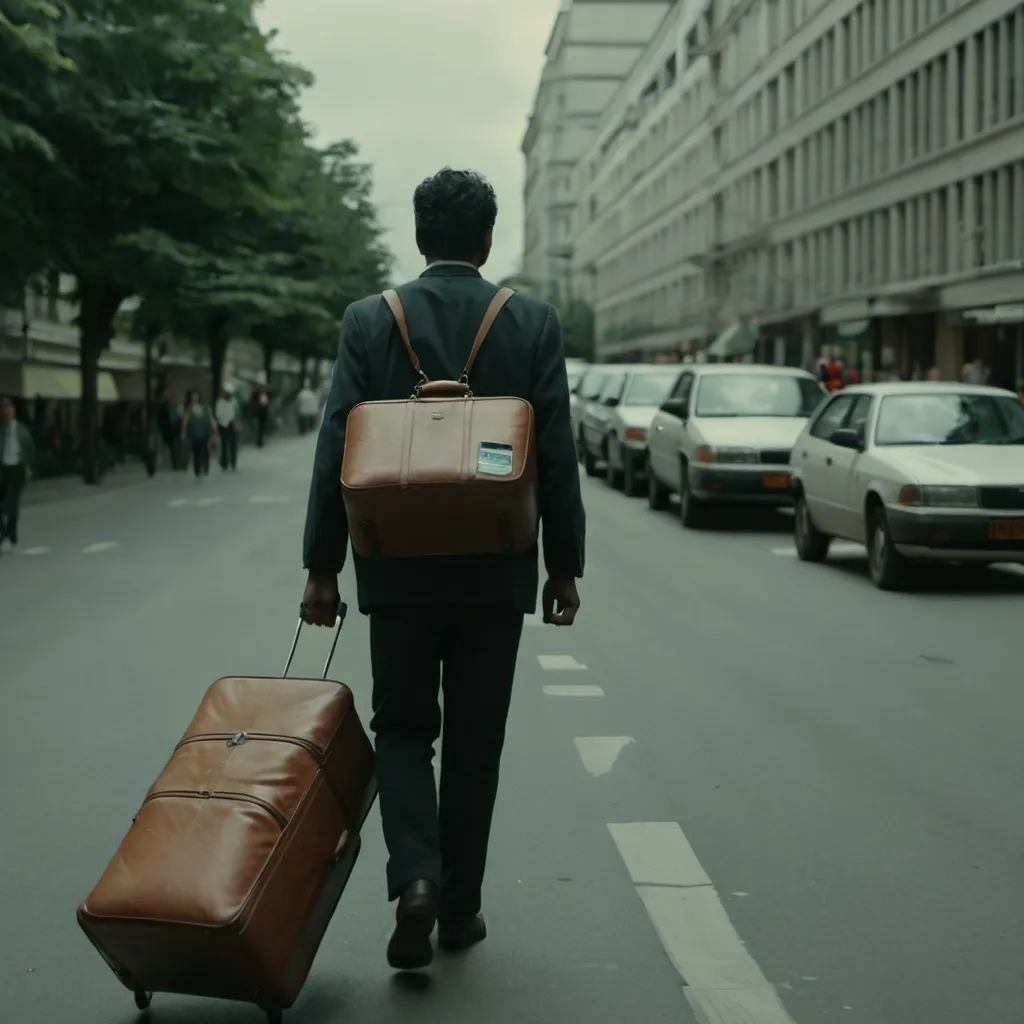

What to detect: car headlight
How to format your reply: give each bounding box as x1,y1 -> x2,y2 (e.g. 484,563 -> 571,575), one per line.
897,485 -> 979,508
696,445 -> 760,465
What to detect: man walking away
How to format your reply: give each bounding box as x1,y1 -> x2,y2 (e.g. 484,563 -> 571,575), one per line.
180,390 -> 215,479
0,397 -> 35,554
296,379 -> 319,434
155,387 -> 182,469
301,168 -> 585,971
215,384 -> 241,471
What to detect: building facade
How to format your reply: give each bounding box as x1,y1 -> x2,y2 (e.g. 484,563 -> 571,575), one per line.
552,0 -> 1024,388
520,0 -> 674,300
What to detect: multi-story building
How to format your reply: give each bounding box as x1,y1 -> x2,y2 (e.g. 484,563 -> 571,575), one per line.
561,0 -> 1024,388
520,0 -> 674,301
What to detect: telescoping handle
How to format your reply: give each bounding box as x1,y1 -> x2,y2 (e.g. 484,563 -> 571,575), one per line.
283,599 -> 348,680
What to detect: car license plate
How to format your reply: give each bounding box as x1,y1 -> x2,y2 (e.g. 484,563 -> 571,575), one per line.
762,472 -> 790,489
987,519 -> 1024,541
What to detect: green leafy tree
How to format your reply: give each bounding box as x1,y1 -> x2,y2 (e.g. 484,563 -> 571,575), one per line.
19,0 -> 309,481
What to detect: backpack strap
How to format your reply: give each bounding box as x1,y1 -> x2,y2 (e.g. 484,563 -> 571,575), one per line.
382,290 -> 427,384
459,288 -> 516,381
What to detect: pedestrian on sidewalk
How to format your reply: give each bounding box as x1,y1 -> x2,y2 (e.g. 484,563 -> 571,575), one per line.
180,390 -> 215,479
215,383 -> 241,471
0,396 -> 35,554
296,379 -> 319,434
251,385 -> 270,447
301,168 -> 585,972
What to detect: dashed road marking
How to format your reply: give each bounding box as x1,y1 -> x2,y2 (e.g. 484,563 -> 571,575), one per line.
82,541 -> 117,554
168,498 -> 190,507
248,495 -> 291,504
542,684 -> 604,697
193,496 -> 222,507
20,546 -> 51,556
524,612 -> 544,627
574,737 -> 634,777
995,563 -> 1024,577
537,654 -> 588,670
771,541 -> 865,558
609,822 -> 797,1023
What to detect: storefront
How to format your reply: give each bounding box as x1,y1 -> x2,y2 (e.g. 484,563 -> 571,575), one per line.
957,304 -> 1024,390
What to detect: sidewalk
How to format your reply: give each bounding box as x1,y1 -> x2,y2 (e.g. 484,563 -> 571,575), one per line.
23,427 -> 309,508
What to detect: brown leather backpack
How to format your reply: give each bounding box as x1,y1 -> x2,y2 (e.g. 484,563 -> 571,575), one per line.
340,287 -> 539,559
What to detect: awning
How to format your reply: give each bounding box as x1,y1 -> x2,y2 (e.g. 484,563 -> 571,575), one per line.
22,364 -> 120,402
708,320 -> 758,359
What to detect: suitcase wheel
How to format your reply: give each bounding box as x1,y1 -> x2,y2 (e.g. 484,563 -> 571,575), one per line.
133,990 -> 152,1011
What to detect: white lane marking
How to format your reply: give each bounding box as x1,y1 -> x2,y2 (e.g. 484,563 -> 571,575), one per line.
995,563 -> 1024,577
771,541 -> 865,557
524,612 -> 544,627
248,495 -> 291,504
168,498 -> 189,507
574,737 -> 634,777
537,654 -> 588,670
610,822 -> 797,1024
608,823 -> 711,887
20,546 -> 50,556
542,684 -> 604,697
82,541 -> 117,554
193,497 -> 222,507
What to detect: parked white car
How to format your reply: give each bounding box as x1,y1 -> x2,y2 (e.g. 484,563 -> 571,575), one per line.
598,365 -> 682,495
571,365 -> 612,461
646,364 -> 826,527
791,382 -> 1024,589
581,365 -> 632,476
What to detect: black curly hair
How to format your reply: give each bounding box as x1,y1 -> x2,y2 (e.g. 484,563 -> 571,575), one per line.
413,168 -> 497,264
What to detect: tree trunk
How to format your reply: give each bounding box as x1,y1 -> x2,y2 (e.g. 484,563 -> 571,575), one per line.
261,341 -> 275,384
207,316 -> 231,403
78,282 -> 125,484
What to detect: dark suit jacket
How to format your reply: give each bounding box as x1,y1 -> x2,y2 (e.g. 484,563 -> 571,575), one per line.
303,263 -> 586,614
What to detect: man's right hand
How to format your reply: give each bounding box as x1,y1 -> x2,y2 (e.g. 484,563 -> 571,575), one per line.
302,572 -> 340,626
542,577 -> 580,626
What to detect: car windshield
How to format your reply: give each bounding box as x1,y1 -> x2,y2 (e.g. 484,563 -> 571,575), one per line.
623,371 -> 678,406
581,373 -> 606,400
694,373 -> 824,417
874,392 -> 1024,446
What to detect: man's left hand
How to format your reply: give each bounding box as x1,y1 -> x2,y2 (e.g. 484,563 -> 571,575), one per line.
302,572 -> 340,626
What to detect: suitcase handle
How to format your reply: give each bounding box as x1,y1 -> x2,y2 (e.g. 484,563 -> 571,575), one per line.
283,599 -> 348,679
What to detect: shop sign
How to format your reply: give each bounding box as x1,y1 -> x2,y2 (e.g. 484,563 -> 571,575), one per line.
837,319 -> 871,338
962,304 -> 1024,324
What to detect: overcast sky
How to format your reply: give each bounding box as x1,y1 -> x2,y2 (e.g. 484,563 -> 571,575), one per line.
256,0 -> 558,285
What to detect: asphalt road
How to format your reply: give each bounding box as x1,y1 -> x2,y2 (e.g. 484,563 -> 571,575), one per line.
1,436 -> 1022,1024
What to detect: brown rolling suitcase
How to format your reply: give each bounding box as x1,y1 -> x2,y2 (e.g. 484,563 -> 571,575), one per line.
340,286 -> 539,560
77,602 -> 376,1023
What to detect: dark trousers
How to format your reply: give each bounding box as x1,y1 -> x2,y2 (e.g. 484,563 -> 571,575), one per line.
255,412 -> 268,448
219,425 -> 238,469
0,463 -> 26,545
369,603 -> 524,921
190,438 -> 210,477
160,430 -> 181,470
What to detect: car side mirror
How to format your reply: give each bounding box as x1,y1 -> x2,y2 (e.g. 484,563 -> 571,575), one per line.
830,427 -> 863,450
660,398 -> 688,418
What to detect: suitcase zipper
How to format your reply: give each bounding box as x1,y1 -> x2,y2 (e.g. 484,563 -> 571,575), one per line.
174,732 -> 325,766
141,789 -> 289,829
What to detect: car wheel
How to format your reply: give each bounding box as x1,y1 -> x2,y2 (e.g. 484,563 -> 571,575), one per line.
647,465 -> 669,510
623,452 -> 642,497
679,458 -> 706,529
583,447 -> 599,477
794,494 -> 831,562
867,505 -> 912,590
605,440 -> 624,489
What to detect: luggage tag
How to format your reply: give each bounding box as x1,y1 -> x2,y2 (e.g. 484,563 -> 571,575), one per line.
477,441 -> 514,476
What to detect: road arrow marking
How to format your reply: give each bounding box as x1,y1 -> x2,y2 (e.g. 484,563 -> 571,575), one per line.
574,737 -> 634,777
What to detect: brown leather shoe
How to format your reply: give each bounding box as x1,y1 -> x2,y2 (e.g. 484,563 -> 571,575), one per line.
386,880 -> 439,970
437,913 -> 487,952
